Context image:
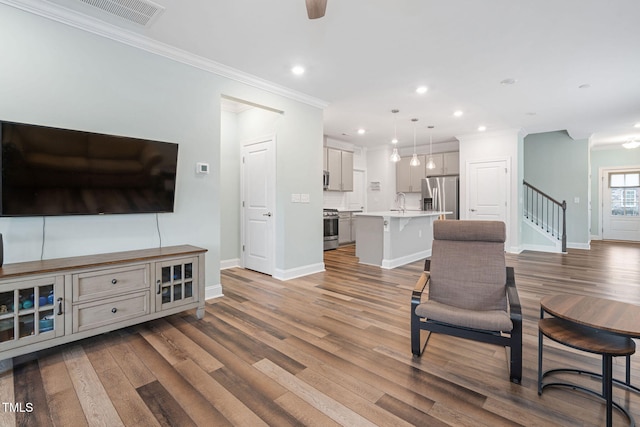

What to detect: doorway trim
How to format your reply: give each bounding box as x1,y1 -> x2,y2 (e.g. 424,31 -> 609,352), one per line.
598,165 -> 640,241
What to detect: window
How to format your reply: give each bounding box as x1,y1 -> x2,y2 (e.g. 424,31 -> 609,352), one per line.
610,172 -> 640,216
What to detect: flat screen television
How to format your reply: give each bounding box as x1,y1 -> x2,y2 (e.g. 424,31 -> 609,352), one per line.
0,121 -> 178,216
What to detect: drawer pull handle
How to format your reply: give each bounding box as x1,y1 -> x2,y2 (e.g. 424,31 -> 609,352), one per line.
157,280 -> 161,294
57,297 -> 63,315
112,307 -> 117,314
111,279 -> 118,284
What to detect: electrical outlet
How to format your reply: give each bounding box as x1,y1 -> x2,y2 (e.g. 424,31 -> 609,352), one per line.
291,193 -> 301,203
300,194 -> 310,203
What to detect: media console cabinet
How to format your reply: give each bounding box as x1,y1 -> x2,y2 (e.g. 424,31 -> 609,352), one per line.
0,245 -> 206,361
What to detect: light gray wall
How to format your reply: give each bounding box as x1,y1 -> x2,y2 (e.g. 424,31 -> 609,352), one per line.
590,146 -> 640,237
458,129 -> 523,253
0,5 -> 324,290
366,146 -> 397,212
220,110 -> 240,263
524,131 -> 589,247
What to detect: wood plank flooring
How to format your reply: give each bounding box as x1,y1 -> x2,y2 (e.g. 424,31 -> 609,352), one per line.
1,240 -> 640,426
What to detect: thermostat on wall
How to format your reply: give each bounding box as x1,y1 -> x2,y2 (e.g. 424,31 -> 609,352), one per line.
196,162 -> 210,174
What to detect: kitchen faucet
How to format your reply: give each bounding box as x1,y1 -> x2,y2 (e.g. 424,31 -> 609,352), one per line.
396,192 -> 406,213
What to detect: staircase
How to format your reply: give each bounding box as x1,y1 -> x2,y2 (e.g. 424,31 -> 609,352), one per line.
523,181 -> 567,253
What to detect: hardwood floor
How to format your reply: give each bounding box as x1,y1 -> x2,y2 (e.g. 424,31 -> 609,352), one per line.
1,240 -> 640,426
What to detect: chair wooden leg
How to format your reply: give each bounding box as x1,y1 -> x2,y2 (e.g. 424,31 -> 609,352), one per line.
411,305 -> 423,356
510,319 -> 523,384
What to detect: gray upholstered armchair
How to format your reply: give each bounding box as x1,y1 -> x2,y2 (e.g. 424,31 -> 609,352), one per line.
411,220 -> 522,384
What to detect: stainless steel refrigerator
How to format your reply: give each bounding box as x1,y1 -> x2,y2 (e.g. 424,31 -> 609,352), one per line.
421,176 -> 459,219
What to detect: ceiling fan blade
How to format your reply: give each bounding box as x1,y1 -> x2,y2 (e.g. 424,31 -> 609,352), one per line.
306,0 -> 327,19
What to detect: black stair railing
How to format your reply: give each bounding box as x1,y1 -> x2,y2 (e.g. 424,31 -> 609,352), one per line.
523,180 -> 567,252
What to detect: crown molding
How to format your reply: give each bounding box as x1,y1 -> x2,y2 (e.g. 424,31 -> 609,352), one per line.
0,0 -> 330,109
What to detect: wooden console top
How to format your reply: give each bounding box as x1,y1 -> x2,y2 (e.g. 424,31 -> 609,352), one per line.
0,245 -> 207,280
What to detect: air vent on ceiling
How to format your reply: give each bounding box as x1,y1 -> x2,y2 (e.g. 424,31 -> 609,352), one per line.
76,0 -> 165,26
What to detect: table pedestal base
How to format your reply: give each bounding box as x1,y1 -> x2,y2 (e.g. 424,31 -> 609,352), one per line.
538,318 -> 636,427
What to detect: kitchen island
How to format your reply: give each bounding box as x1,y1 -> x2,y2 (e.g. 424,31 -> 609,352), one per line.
354,211 -> 449,269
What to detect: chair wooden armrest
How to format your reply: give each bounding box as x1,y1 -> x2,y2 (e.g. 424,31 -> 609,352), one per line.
412,272 -> 430,304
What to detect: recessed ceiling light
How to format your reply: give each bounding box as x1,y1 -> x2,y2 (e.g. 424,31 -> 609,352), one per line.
634,123 -> 640,128
291,65 -> 305,75
500,78 -> 517,85
453,110 -> 463,117
416,86 -> 428,94
357,128 -> 366,135
578,83 -> 591,89
478,125 -> 487,132
525,112 -> 537,116
623,140 -> 640,149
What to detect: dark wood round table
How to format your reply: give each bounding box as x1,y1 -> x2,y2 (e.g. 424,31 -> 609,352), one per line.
541,294 -> 640,337
539,294 -> 640,427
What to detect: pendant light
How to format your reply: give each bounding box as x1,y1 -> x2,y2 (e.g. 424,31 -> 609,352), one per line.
409,118 -> 420,167
426,125 -> 436,169
389,109 -> 401,162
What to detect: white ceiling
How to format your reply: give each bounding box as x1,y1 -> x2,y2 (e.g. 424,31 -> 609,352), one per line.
8,0 -> 640,149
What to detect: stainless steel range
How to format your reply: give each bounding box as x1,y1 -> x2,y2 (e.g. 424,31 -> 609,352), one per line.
323,208 -> 339,250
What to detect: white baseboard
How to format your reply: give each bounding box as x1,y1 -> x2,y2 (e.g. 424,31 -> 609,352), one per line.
220,258 -> 240,270
567,242 -> 590,250
520,244 -> 564,254
381,249 -> 431,270
273,262 -> 325,281
205,283 -> 223,300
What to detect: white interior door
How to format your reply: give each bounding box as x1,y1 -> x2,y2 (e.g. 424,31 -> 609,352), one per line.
467,160 -> 508,221
602,169 -> 640,241
242,138 -> 275,274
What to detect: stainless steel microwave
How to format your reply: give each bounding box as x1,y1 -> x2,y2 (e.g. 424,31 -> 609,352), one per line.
323,170 -> 329,190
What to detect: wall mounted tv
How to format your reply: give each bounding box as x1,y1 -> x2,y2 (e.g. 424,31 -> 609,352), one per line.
0,121 -> 179,216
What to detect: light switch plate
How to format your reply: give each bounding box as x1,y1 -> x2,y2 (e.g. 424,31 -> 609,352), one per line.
300,193 -> 310,203
291,193 -> 301,203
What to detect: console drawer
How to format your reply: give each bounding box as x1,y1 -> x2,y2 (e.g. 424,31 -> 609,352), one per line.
73,265 -> 149,302
73,291 -> 149,333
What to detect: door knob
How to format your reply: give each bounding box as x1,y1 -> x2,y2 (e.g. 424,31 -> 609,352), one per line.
263,212 -> 272,217
470,208 -> 477,212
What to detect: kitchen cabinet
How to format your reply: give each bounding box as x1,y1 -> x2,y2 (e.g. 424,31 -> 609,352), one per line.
0,245 -> 205,361
443,151 -> 460,175
396,155 -> 426,192
350,214 -> 358,242
425,152 -> 459,176
326,147 -> 354,191
338,212 -> 351,244
425,153 -> 444,176
338,211 -> 361,244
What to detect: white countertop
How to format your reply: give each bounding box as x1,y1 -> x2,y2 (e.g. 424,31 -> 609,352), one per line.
354,210 -> 450,218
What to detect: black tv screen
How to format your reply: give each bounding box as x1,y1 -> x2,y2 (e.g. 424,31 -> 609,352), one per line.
0,121 -> 178,216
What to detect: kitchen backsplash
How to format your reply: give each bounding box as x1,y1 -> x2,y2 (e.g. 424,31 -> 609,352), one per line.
323,191 -> 348,209
324,190 -> 422,211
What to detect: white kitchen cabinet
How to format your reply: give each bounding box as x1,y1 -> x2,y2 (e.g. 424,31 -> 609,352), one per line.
326,147 -> 353,191
338,212 -> 351,244
426,152 -> 459,176
396,155 -> 426,192
443,151 -> 460,175
338,211 -> 360,244
425,153 -> 444,176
